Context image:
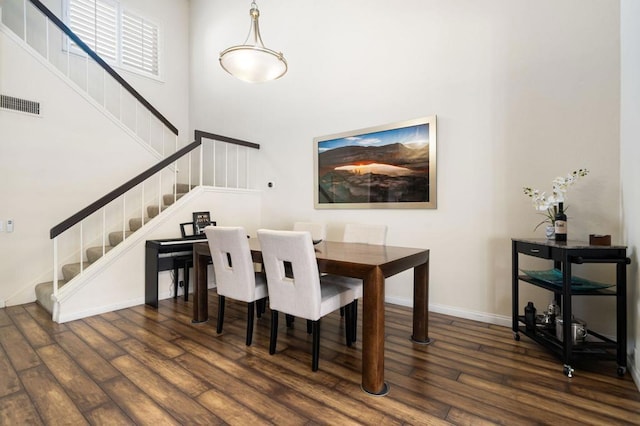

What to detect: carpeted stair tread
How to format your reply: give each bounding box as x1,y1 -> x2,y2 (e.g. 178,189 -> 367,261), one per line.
86,245 -> 114,263
62,262 -> 91,281
163,192 -> 186,206
129,217 -> 150,232
147,205 -> 166,218
35,280 -> 67,313
174,183 -> 196,193
109,231 -> 134,247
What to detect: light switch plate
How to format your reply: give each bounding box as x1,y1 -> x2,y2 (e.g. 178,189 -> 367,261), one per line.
0,220 -> 3,232
6,219 -> 13,233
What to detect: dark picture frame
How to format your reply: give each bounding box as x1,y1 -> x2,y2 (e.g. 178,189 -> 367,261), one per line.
192,211 -> 211,234
313,116 -> 437,209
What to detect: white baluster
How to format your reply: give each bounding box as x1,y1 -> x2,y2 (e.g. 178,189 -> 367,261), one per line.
53,237 -> 58,297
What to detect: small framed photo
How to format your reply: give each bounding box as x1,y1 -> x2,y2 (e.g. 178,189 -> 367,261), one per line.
192,211 -> 211,235
314,116 -> 437,209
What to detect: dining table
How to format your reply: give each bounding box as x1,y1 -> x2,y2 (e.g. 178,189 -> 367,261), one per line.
192,239 -> 430,396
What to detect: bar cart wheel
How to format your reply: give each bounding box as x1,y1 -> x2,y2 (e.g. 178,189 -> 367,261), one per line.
617,366 -> 627,377
513,332 -> 520,341
563,364 -> 574,378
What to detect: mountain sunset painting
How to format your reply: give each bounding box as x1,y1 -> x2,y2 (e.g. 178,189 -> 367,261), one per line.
314,116 -> 437,209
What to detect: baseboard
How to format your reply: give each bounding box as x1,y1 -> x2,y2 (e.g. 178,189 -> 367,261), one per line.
0,299 -> 5,309
384,296 -> 512,328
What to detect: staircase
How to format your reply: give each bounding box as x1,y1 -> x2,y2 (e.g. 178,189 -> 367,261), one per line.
35,183 -> 193,313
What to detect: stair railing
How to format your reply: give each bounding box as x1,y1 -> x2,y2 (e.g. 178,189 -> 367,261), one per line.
2,0 -> 179,156
50,132 -> 260,298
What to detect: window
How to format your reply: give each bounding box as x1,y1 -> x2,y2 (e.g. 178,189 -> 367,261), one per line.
65,0 -> 160,77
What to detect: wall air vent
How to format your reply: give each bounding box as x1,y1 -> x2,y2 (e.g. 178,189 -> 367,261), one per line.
0,94 -> 40,115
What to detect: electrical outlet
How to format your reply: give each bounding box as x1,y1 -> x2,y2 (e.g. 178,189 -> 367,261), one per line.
6,219 -> 13,233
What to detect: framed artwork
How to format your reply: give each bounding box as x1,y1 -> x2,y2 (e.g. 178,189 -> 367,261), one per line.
314,116 -> 437,209
192,211 -> 211,234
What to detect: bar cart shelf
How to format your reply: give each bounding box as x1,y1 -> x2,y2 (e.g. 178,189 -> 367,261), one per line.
512,238 -> 630,377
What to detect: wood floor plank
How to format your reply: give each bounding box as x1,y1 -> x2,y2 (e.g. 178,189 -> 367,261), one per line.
445,407 -> 502,426
83,401 -> 136,425
20,364 -> 88,425
0,324 -> 41,371
36,344 -> 110,412
0,392 -> 44,425
176,352 -> 309,424
117,338 -> 209,397
458,373 -> 632,426
65,321 -> 126,361
24,303 -> 69,336
84,315 -> 129,342
196,388 -> 276,425
52,330 -> 121,383
111,318 -> 185,359
0,344 -> 21,398
6,306 -> 53,348
0,307 -> 12,327
101,376 -> 182,426
110,354 -> 221,424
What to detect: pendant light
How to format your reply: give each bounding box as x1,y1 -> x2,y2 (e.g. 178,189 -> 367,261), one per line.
219,1 -> 288,83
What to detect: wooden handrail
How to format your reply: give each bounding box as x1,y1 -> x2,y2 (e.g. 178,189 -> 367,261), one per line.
49,132 -> 260,239
50,141 -> 200,239
28,0 -> 178,136
195,130 -> 260,150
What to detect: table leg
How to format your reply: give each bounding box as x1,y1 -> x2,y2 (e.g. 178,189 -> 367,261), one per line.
411,261 -> 431,344
192,249 -> 209,323
361,267 -> 388,395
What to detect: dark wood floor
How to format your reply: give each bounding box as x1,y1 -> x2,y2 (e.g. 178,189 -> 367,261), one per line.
0,292 -> 638,425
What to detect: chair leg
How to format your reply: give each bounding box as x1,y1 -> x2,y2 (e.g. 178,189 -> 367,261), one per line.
307,319 -> 312,334
311,320 -> 320,371
173,264 -> 179,299
183,263 -> 190,301
269,310 -> 279,355
345,303 -> 353,347
246,302 -> 255,346
285,314 -> 295,328
351,299 -> 358,344
217,295 -> 225,334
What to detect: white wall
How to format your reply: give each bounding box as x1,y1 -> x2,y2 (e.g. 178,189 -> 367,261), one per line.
190,0 -> 622,329
621,0 -> 640,384
0,0 -> 190,306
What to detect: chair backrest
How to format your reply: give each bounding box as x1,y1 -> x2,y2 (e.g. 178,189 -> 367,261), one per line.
205,226 -> 256,302
293,222 -> 327,241
343,223 -> 387,245
257,229 -> 322,320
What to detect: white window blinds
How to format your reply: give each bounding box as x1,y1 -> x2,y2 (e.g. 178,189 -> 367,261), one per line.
122,10 -> 159,75
66,0 -> 160,77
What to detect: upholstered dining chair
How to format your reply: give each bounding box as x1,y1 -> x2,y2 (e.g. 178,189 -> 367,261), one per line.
324,223 -> 388,344
292,222 -> 327,242
257,229 -> 355,371
205,226 -> 268,346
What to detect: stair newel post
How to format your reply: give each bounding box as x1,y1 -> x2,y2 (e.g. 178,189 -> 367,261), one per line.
199,143 -> 204,186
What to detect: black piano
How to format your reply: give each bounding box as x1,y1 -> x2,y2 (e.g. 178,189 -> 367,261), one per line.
145,236 -> 208,308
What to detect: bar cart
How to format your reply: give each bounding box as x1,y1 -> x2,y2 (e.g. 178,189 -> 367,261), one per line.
512,238 -> 630,377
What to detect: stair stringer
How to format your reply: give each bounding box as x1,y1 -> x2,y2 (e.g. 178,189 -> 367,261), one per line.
52,186 -> 263,323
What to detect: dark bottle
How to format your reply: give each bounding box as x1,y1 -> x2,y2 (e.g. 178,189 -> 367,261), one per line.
554,202 -> 567,241
524,302 -> 536,331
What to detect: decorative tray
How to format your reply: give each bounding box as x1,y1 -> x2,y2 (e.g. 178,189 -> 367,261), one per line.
520,269 -> 614,290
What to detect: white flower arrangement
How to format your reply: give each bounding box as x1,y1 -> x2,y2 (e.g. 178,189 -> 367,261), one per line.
523,168 -> 589,230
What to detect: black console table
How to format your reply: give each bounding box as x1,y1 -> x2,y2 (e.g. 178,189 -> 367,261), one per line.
145,237 -> 208,308
512,238 -> 630,377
